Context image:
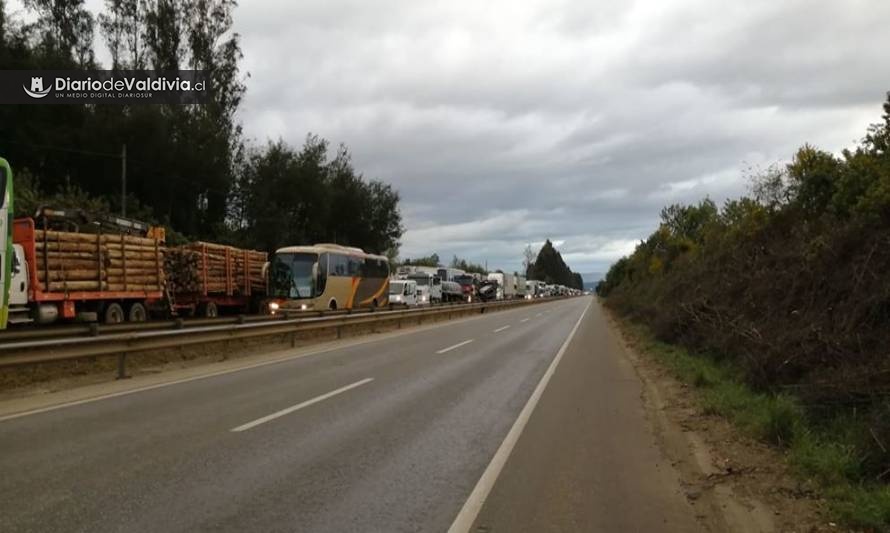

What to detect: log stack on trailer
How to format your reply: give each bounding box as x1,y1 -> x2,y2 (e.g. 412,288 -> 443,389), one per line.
12,217 -> 165,324
35,229 -> 164,292
11,217 -> 269,324
164,241 -> 267,317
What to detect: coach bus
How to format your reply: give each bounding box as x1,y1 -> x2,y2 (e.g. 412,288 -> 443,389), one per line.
0,158 -> 12,329
267,243 -> 390,313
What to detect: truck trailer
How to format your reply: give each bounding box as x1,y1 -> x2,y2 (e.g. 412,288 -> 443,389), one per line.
9,216 -> 267,325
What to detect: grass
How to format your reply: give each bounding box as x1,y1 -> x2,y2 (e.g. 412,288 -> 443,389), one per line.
622,320 -> 890,531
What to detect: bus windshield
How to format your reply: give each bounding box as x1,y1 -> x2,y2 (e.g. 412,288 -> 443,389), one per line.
270,252 -> 317,299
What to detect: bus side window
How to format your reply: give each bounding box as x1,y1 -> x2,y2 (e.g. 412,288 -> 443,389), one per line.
331,254 -> 348,276
348,256 -> 361,276
317,253 -> 328,293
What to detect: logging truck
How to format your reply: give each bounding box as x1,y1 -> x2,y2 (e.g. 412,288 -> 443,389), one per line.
7,213 -> 267,325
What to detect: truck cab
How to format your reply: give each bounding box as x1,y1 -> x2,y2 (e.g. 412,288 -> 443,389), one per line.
8,244 -> 32,324
406,273 -> 442,304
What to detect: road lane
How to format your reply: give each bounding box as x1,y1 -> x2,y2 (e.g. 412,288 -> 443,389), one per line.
0,298 -> 589,532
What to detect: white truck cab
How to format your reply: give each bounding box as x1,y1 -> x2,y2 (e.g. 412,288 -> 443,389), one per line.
406,273 -> 442,304
388,279 -> 417,307
9,244 -> 34,324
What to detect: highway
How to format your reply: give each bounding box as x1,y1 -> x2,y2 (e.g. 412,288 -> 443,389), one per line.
0,297 -> 700,532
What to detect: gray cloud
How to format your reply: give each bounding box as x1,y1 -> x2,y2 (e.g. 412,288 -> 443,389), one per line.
232,0 -> 889,275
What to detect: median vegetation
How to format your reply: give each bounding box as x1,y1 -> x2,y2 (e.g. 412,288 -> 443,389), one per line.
599,93 -> 890,529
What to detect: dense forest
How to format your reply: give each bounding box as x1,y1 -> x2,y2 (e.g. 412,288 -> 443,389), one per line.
599,93 -> 890,513
0,0 -> 403,255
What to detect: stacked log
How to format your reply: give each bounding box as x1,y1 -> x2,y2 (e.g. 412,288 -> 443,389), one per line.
34,230 -> 164,293
165,242 -> 266,296
163,248 -> 203,293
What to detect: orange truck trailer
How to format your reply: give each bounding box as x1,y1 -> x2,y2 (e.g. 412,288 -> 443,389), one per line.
8,218 -> 268,325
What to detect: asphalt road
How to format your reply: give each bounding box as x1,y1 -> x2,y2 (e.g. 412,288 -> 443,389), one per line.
0,297 -> 699,532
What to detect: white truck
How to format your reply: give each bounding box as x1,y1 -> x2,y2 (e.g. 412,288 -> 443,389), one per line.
526,280 -> 546,298
441,280 -> 463,302
487,272 -> 516,300
514,274 -> 527,299
405,272 -> 442,304
388,279 -> 417,307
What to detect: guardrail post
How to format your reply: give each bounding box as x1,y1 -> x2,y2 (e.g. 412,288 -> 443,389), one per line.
336,325 -> 342,339
89,323 -> 99,337
117,353 -> 129,380
290,331 -> 296,348
174,318 -> 184,330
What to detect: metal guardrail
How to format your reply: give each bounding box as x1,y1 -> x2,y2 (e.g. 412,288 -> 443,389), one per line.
0,298 -> 555,377
0,307 -> 361,343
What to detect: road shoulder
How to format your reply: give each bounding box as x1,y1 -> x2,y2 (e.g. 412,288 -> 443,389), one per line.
468,300 -> 703,532
606,309 -> 832,532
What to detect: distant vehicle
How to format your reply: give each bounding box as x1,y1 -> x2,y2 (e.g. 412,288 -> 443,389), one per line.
487,272 -> 516,300
406,272 -> 442,304
515,274 -> 527,299
441,280 -> 463,302
526,280 -> 546,298
436,267 -> 466,282
388,279 -> 417,307
453,274 -> 477,302
477,279 -> 498,301
268,243 -> 390,312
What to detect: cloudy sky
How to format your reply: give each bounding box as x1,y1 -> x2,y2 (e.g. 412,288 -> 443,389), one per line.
229,0 -> 889,276
15,0 -> 888,276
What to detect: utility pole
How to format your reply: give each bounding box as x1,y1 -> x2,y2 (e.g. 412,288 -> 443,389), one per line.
121,143 -> 127,217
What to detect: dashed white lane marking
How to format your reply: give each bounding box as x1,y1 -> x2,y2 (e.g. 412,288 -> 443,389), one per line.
231,378 -> 374,432
535,313 -> 542,317
436,339 -> 475,354
520,318 -> 530,323
493,326 -> 511,333
447,299 -> 592,533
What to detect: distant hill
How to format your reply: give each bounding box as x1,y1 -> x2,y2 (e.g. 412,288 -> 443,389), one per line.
580,272 -> 604,291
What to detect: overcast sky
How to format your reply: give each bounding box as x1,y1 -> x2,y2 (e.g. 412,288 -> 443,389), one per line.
14,0 -> 888,277
230,0 -> 889,276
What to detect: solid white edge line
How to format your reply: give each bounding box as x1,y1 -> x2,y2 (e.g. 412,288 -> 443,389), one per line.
447,299 -> 592,533
492,325 -> 510,333
436,339 -> 474,354
230,377 -> 374,432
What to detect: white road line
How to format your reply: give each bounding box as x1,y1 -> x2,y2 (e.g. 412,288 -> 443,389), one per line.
493,325 -> 510,333
231,378 -> 374,433
447,299 -> 592,533
535,313 -> 542,317
519,318 -> 530,323
436,339 -> 474,354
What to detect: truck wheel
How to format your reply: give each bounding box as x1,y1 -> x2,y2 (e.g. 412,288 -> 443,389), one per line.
200,302 -> 219,318
128,302 -> 148,322
104,303 -> 125,325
